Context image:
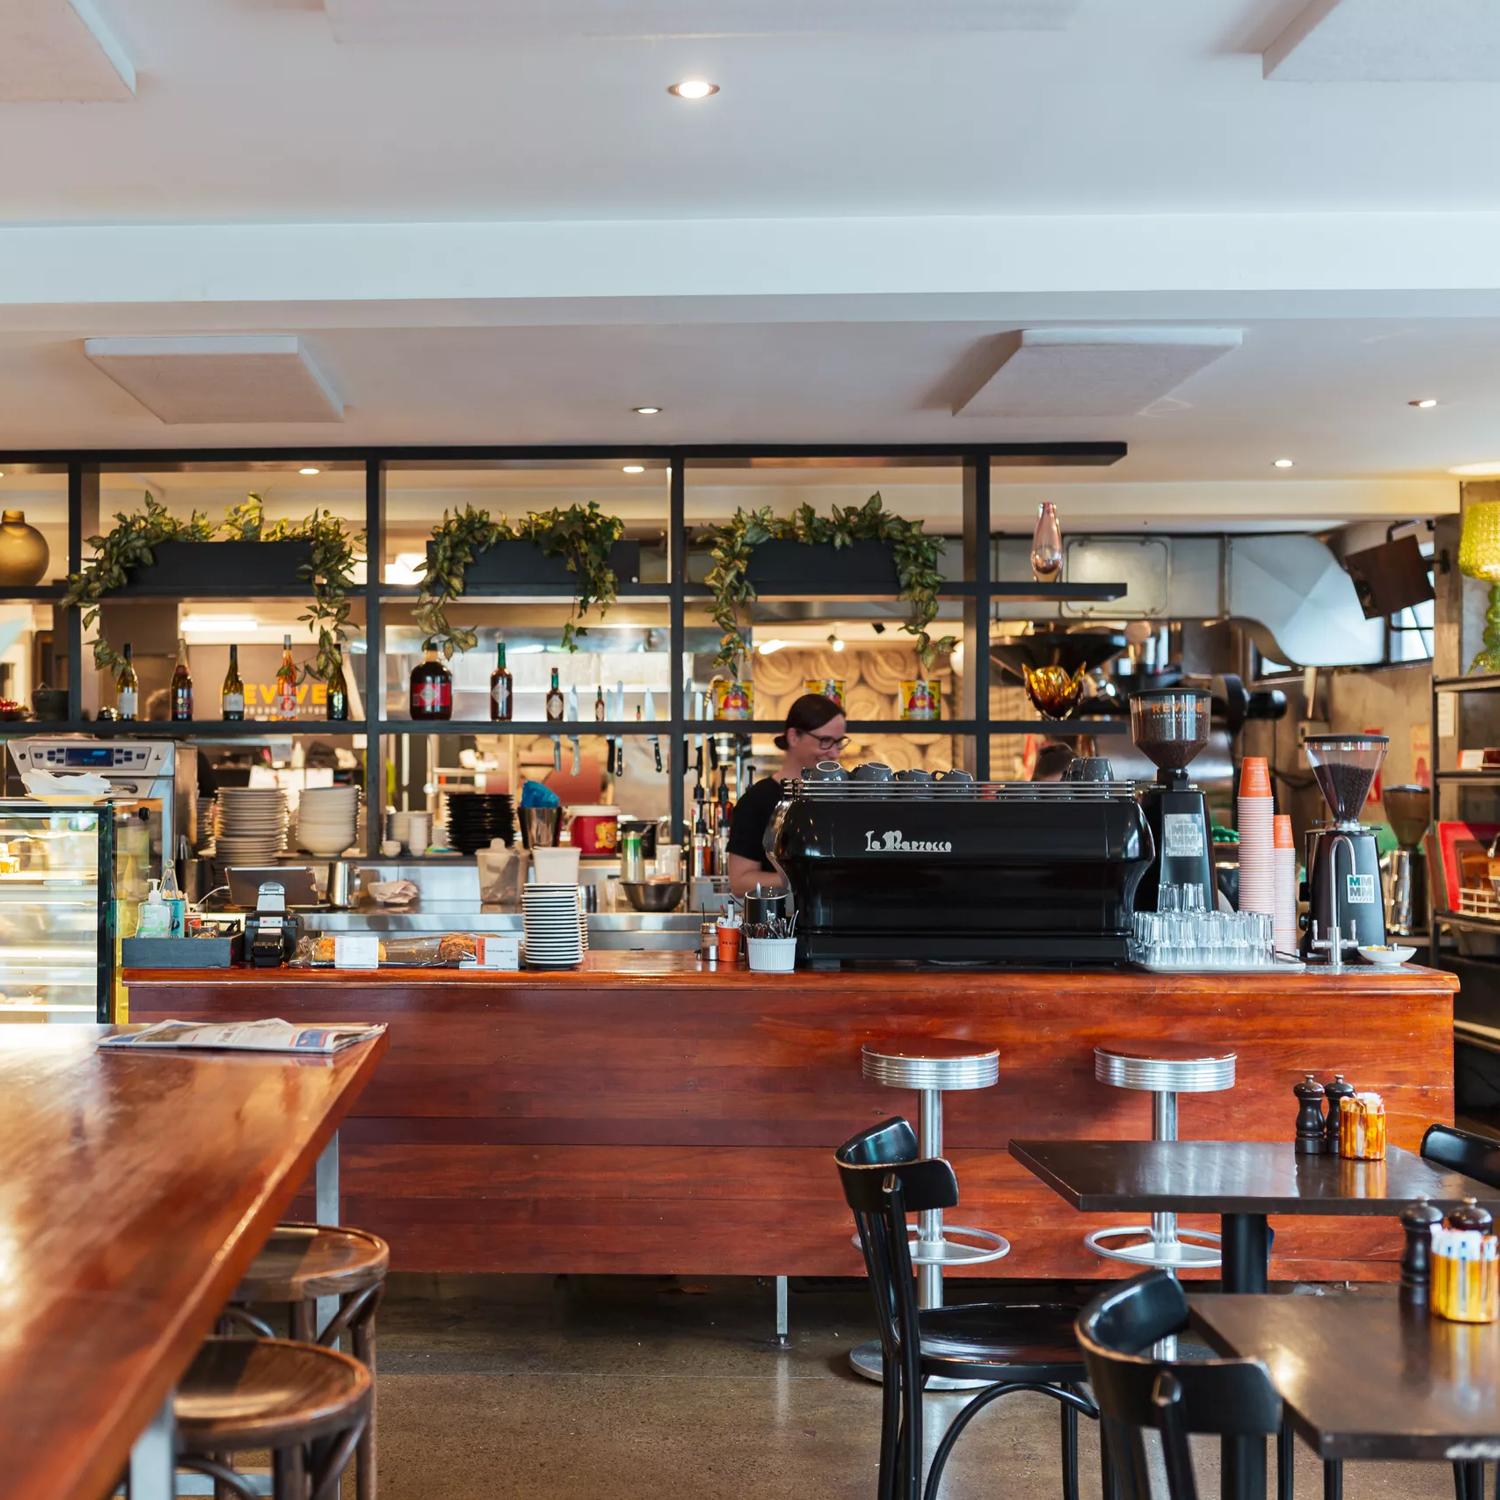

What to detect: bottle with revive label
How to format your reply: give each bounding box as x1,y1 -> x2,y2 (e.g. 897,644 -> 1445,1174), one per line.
545,667 -> 564,723
410,639 -> 453,721
222,644 -> 245,721
274,634 -> 298,721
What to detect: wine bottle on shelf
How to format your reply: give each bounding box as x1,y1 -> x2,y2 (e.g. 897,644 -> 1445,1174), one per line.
545,667 -> 564,723
169,638 -> 192,721
410,639 -> 453,721
274,634 -> 299,720
325,652 -> 350,722
116,643 -> 139,721
222,644 -> 245,721
594,683 -> 606,721
489,642 -> 513,723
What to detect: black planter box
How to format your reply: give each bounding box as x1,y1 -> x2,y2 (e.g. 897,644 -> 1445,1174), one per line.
118,539 -> 316,595
436,539 -> 641,591
745,539 -> 904,597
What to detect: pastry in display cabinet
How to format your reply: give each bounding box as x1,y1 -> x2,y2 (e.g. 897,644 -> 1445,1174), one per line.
0,802 -> 114,1023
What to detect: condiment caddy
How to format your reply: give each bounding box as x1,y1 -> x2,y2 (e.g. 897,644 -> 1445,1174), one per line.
1401,1197 -> 1499,1324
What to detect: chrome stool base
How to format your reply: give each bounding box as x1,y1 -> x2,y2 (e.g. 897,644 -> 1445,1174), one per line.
1084,1224 -> 1223,1269
851,1223 -> 1012,1269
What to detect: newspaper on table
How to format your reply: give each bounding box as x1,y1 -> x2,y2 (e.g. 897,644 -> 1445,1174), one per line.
100,1019 -> 385,1055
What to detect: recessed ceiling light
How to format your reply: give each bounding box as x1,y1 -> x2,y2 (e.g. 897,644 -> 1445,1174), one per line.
1410,398 -> 1439,409
668,79 -> 719,100
1272,458 -> 1295,469
622,464 -> 646,474
1450,461 -> 1500,477
298,466 -> 320,475
632,406 -> 662,416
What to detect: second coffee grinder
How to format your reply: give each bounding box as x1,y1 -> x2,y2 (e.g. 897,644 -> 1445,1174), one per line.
1299,732 -> 1390,962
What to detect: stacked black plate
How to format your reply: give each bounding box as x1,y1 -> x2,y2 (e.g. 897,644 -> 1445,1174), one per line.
446,793 -> 517,855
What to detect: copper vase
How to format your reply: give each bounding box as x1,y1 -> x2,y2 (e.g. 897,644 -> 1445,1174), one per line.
0,511 -> 48,587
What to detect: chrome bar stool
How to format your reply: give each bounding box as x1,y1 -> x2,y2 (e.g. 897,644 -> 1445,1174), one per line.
1085,1041 -> 1236,1271
853,1038 -> 1006,1384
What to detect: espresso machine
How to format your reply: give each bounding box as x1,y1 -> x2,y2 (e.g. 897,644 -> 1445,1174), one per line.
1383,784 -> 1431,938
1299,733 -> 1389,963
1129,688 -> 1215,912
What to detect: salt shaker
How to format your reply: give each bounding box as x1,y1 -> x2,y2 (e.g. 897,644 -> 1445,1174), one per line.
1324,1074 -> 1355,1155
1399,1198 -> 1443,1305
1294,1073 -> 1327,1155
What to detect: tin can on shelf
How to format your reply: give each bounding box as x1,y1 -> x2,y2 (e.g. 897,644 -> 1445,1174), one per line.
1338,1092 -> 1387,1161
803,678 -> 846,707
712,677 -> 754,721
899,679 -> 941,721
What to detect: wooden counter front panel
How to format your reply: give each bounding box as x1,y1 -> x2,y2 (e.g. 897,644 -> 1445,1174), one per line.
126,965 -> 1454,1281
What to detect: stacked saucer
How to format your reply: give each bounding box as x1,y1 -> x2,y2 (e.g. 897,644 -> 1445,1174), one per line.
447,793 -> 516,855
215,787 -> 288,865
522,884 -> 584,968
297,785 -> 361,858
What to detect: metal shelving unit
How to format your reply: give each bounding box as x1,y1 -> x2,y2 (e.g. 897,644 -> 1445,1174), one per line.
0,443 -> 1132,850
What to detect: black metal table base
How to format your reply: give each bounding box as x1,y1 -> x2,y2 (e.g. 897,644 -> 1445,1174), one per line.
1221,1213 -> 1272,1500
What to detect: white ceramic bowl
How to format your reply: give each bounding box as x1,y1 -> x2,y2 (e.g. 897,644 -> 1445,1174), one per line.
1357,944 -> 1417,967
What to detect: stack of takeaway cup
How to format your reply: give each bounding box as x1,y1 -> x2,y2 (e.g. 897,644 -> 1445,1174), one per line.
1237,756 -> 1275,923
1273,814 -> 1297,955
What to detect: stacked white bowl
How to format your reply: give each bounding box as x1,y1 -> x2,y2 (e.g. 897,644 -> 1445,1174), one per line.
523,884 -> 585,968
215,787 -> 288,865
297,785 -> 361,857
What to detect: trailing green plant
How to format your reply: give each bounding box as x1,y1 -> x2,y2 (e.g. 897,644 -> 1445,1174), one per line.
702,491 -> 956,674
415,501 -> 625,657
64,491 -> 364,683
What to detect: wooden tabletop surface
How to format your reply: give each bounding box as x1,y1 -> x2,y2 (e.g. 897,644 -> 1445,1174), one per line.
0,1025 -> 386,1500
1191,1292 -> 1500,1462
1010,1140 -> 1500,1216
122,952 -> 1461,995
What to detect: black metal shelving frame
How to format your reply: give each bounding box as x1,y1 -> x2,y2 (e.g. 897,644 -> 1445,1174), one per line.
3,443 -> 1128,848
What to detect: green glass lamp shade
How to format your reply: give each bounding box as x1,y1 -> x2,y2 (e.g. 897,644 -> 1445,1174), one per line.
1459,501 -> 1500,674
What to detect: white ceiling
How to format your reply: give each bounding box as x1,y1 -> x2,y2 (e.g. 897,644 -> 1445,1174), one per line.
0,0 -> 1496,222
2,0 -> 1500,526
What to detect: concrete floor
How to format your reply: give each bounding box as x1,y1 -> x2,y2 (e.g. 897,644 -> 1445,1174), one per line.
371,1275 -> 1463,1500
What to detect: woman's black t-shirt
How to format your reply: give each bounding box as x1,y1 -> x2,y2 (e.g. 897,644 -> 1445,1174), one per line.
727,776 -> 787,871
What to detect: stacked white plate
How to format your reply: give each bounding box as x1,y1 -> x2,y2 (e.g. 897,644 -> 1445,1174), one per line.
523,884 -> 584,968
215,787 -> 288,865
297,785 -> 361,858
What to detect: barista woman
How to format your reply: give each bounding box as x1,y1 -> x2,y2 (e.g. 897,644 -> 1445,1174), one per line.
726,693 -> 847,898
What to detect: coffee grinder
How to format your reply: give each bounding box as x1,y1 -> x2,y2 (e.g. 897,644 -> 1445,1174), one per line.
1382,783 -> 1431,938
1299,733 -> 1389,962
1129,688 -> 1214,911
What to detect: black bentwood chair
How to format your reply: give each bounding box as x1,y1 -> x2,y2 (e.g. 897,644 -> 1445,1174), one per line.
835,1118 -> 1100,1500
1076,1271 -> 1283,1500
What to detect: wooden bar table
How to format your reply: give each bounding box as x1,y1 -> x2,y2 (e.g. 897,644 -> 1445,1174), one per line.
0,1025 -> 386,1500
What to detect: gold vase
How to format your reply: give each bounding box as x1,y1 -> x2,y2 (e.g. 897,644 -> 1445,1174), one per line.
0,510 -> 49,587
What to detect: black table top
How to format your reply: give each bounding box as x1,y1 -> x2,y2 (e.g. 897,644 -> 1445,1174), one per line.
1191,1292 -> 1500,1462
1009,1140 -> 1500,1216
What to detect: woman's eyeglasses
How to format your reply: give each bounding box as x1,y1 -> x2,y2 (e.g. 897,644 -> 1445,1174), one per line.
811,734 -> 850,752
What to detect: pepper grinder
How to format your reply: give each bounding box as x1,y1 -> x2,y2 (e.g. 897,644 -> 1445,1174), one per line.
1448,1197 -> 1495,1234
1399,1197 -> 1443,1306
1325,1074 -> 1356,1155
1294,1073 -> 1327,1155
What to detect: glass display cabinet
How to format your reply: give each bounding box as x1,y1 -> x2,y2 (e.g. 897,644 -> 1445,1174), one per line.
0,801 -> 114,1023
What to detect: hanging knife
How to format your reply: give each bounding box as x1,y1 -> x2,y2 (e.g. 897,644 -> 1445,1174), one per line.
612,682 -> 627,776
644,687 -> 662,773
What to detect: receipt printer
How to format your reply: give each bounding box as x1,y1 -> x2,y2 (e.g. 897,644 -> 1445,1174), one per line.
245,881 -> 300,968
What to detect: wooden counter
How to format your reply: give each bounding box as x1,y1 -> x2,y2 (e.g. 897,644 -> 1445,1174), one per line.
125,954 -> 1458,1282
